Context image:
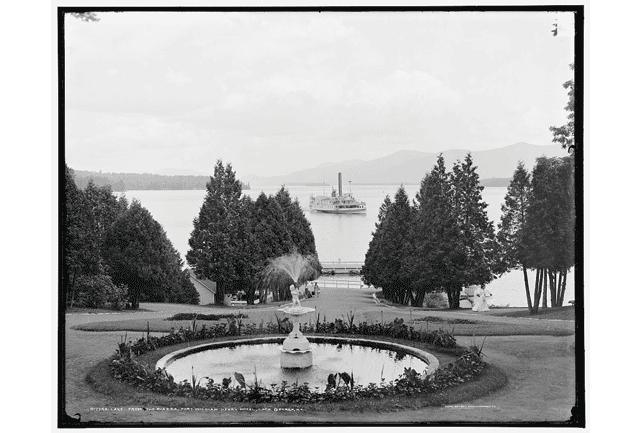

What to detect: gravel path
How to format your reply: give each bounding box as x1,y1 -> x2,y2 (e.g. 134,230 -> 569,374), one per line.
62,285 -> 577,424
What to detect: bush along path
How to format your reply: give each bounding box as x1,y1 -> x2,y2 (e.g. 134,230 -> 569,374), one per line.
108,317 -> 488,404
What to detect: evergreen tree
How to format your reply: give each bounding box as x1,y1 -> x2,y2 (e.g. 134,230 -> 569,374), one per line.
172,265 -> 201,305
274,186 -> 319,258
252,192 -> 293,263
251,192 -> 295,302
83,180 -> 127,266
373,186 -> 413,304
497,162 -> 534,311
407,155 -> 464,309
232,195 -> 258,304
524,156 -> 575,312
450,154 -> 498,307
63,164 -> 101,307
105,200 -> 188,308
186,160 -> 246,304
361,195 -> 392,292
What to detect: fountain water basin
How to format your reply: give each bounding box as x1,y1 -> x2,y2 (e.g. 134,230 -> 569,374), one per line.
155,337 -> 438,390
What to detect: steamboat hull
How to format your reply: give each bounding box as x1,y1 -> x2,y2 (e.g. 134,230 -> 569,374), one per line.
309,206 -> 366,214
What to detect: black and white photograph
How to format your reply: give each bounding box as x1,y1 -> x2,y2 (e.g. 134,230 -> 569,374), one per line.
56,4 -> 584,427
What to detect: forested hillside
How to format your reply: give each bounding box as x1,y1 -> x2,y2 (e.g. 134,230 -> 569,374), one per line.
73,170 -> 250,191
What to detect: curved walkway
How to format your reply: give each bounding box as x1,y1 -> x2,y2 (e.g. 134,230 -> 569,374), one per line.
63,286 -> 577,424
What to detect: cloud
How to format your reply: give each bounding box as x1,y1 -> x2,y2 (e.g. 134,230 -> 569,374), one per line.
65,109 -> 224,172
64,12 -> 574,176
349,69 -> 460,108
166,67 -> 192,87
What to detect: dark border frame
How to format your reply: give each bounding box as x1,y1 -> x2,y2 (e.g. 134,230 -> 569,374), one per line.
57,5 -> 585,428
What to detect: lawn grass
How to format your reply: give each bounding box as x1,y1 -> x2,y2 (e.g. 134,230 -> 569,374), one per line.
165,313 -> 248,321
65,306 -> 153,314
65,297 -> 577,424
71,312 -> 575,336
489,306 -> 575,320
412,316 -> 479,325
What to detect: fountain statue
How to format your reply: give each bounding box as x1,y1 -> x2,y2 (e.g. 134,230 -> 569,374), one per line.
265,252 -> 319,369
278,285 -> 315,368
290,284 -> 302,309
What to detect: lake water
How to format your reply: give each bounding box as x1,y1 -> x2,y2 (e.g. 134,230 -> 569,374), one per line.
120,185 -> 574,307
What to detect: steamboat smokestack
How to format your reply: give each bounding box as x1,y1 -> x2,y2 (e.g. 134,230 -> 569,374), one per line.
338,173 -> 343,196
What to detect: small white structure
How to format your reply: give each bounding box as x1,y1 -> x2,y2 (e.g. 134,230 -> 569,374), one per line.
188,271 -> 217,305
278,305 -> 316,369
472,286 -> 492,312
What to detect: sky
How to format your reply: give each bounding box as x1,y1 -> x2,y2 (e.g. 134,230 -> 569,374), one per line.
64,10 -> 575,178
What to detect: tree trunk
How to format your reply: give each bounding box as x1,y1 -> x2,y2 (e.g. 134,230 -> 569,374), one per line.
542,268 -> 548,308
532,268 -> 541,314
549,269 -> 557,308
554,270 -> 563,307
258,282 -> 266,304
405,286 -> 413,306
447,286 -> 460,309
216,281 -> 225,305
69,268 -> 78,309
383,286 -> 390,302
246,288 -> 256,305
129,288 -> 140,309
414,289 -> 426,308
559,268 -> 568,306
522,265 -> 533,313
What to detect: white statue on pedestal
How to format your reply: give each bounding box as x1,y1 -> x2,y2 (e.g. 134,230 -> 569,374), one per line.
472,286 -> 492,312
290,284 -> 302,309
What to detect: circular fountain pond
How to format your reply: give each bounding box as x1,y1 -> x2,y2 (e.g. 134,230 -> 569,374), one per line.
156,337 -> 439,390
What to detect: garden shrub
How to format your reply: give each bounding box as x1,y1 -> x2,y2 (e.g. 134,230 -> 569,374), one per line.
166,313 -> 248,321
108,283 -> 128,310
74,274 -> 128,310
423,292 -> 449,309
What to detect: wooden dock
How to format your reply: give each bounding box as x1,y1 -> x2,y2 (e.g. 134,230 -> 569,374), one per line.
320,261 -> 363,274
312,279 -> 372,290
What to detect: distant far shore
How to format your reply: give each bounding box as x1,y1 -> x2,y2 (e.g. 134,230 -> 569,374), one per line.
72,168 -> 511,192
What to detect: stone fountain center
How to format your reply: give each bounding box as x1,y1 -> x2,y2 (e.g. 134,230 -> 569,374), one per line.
278,305 -> 316,368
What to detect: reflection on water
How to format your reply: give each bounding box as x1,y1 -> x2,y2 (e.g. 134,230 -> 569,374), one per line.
165,342 -> 428,390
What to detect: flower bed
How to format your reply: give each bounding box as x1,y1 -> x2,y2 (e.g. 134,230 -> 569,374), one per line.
108,316 -> 487,404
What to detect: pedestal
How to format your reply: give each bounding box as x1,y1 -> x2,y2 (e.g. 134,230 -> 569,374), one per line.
278,306 -> 315,369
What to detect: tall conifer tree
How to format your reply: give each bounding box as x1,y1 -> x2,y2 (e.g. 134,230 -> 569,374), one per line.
450,153 -> 498,307
498,161 -> 534,311
105,200 -> 190,308
524,156 -> 575,312
251,192 -> 295,301
274,187 -> 319,258
63,164 -> 101,307
187,160 -> 246,304
408,155 -> 463,309
362,195 -> 392,292
376,186 -> 413,304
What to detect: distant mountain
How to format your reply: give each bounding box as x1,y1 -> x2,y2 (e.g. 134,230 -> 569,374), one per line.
241,142 -> 567,186
72,143 -> 566,191
315,159 -> 365,169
